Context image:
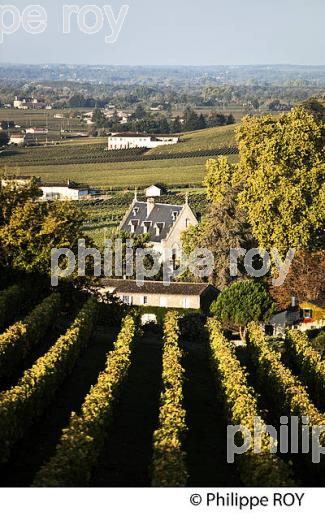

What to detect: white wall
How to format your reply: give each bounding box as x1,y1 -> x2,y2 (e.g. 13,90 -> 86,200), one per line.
40,187 -> 88,200
9,136 -> 26,145
145,186 -> 162,197
108,136 -> 179,150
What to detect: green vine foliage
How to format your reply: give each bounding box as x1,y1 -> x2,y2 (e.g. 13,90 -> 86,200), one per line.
0,297 -> 98,464
207,318 -> 294,486
151,311 -> 188,487
34,314 -> 136,486
0,293 -> 61,379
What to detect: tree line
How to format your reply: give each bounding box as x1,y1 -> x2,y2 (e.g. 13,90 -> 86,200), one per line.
92,105 -> 235,134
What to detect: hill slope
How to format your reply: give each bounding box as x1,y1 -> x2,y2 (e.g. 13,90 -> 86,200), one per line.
146,124 -> 237,156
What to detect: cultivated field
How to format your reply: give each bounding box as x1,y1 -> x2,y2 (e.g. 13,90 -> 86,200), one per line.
147,124 -> 237,156
1,125 -> 238,189
1,123 -> 238,244
7,155 -> 237,190
0,108 -> 90,142
0,284 -> 323,487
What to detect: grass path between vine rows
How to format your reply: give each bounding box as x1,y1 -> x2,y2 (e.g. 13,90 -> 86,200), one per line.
181,336 -> 241,486
90,329 -> 163,487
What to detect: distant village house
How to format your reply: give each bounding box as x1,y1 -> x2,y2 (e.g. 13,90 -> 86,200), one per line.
13,96 -> 51,110
25,127 -> 49,135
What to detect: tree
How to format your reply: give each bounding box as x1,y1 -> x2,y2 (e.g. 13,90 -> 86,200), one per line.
0,176 -> 41,226
0,200 -> 86,274
183,107 -> 205,131
172,116 -> 182,133
105,229 -> 159,280
0,131 -> 9,146
300,98 -> 325,123
133,104 -> 147,120
204,156 -> 234,203
269,250 -> 325,310
198,113 -> 207,130
182,185 -> 254,289
206,107 -> 325,254
69,95 -> 86,108
210,280 -> 275,339
92,108 -> 108,128
157,117 -> 170,134
208,112 -> 226,127
0,121 -> 15,130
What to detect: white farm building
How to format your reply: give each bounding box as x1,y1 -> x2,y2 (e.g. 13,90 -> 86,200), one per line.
108,133 -> 179,150
39,180 -> 90,201
9,132 -> 27,146
145,185 -> 166,198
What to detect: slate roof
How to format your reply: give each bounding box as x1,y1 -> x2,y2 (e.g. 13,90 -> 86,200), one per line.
120,200 -> 184,242
40,181 -> 90,190
103,279 -> 216,296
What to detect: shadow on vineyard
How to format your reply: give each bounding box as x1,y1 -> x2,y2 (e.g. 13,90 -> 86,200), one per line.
90,329 -> 163,487
236,343 -> 323,487
0,311 -> 76,393
182,338 -> 241,486
0,324 -> 119,487
0,289 -> 324,487
282,348 -> 325,415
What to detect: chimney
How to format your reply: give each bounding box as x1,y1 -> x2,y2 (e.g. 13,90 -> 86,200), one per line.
146,197 -> 155,217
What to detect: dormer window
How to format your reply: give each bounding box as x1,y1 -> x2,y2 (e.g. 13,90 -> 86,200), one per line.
303,308 -> 313,319
143,221 -> 152,233
133,207 -> 140,216
172,211 -> 179,221
130,219 -> 139,233
155,222 -> 165,236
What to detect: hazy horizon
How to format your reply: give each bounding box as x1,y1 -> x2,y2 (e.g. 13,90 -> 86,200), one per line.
1,63 -> 325,68
0,0 -> 324,66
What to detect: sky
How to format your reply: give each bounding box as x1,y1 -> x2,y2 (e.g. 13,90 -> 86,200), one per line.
0,0 -> 324,65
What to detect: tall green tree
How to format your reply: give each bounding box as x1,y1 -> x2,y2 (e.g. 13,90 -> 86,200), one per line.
205,107 -> 325,253
0,200 -> 85,274
172,116 -> 182,133
182,185 -> 254,289
92,108 -> 108,128
0,176 -> 41,226
210,280 -> 275,339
